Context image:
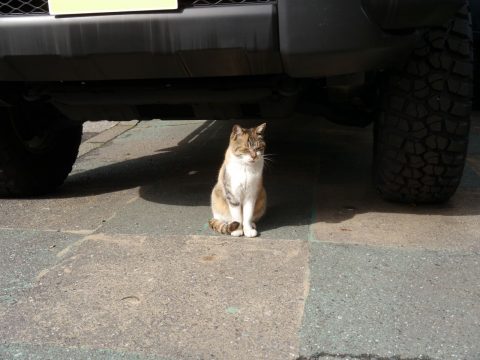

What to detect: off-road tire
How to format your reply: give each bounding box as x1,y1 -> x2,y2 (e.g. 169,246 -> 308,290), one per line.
374,3 -> 473,203
0,104 -> 82,196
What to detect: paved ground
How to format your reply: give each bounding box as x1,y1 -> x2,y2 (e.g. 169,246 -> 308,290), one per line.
1,115 -> 480,360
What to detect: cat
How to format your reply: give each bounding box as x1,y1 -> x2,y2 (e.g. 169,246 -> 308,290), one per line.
209,123 -> 267,238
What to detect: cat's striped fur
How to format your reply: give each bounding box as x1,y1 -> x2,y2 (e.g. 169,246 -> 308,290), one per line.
209,123 -> 267,238
208,219 -> 240,234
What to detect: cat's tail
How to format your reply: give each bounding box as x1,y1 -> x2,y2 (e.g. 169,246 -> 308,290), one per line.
208,219 -> 240,235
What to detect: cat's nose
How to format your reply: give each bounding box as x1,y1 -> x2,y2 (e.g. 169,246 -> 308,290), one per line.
250,151 -> 257,159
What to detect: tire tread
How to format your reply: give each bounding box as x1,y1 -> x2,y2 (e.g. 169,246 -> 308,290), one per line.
375,3 -> 473,203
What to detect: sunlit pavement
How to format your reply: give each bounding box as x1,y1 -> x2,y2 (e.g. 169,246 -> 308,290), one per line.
1,115 -> 479,359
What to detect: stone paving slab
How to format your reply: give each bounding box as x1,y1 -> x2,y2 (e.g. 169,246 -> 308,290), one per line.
312,183 -> 480,251
0,233 -> 308,360
82,121 -> 119,143
0,189 -> 135,233
0,229 -> 80,294
0,343 -> 165,360
0,229 -> 83,315
300,242 -> 480,360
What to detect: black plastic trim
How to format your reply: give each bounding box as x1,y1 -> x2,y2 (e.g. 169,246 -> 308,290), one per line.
362,0 -> 464,30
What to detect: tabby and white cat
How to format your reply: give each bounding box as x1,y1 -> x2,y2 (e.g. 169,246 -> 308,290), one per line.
209,123 -> 267,238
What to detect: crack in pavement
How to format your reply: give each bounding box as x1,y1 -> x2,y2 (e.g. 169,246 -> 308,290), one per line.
298,353 -> 434,360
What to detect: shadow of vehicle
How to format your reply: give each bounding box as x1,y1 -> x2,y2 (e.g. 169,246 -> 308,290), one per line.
50,115 -> 480,231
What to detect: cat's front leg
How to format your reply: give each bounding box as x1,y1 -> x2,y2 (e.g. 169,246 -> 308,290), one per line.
228,204 -> 243,237
242,199 -> 258,238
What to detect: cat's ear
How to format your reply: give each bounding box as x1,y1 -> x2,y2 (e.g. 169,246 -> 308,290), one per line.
255,123 -> 267,136
231,124 -> 243,140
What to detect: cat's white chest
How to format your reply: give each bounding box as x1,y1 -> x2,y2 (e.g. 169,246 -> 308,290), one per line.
226,161 -> 262,201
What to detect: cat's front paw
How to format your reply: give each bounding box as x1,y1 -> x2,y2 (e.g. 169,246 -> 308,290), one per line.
244,228 -> 258,238
231,229 -> 244,237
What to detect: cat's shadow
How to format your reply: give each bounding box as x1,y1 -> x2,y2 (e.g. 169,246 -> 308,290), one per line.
43,116 -> 480,228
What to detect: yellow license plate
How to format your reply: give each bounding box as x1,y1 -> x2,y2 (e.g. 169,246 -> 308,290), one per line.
48,0 -> 178,15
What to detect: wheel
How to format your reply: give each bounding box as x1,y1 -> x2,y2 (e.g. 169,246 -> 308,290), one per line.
0,103 -> 82,196
374,2 -> 473,204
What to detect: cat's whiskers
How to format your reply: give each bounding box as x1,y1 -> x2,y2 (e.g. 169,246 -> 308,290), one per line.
261,156 -> 274,170
261,153 -> 276,163
262,153 -> 277,158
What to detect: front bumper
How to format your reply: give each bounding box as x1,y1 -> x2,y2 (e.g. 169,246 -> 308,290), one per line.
0,0 -> 464,81
0,5 -> 281,81
278,0 -> 464,77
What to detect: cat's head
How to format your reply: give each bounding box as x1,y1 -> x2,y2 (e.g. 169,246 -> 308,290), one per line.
229,123 -> 266,164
